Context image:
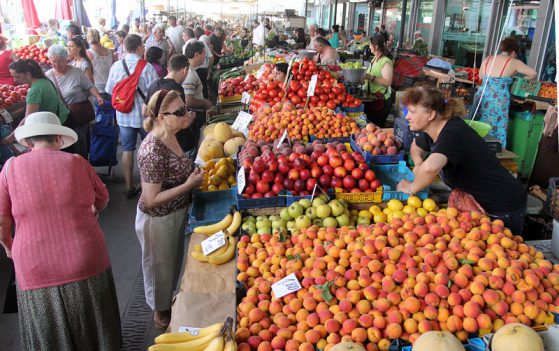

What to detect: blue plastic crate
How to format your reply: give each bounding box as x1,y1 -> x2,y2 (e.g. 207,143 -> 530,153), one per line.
341,104 -> 365,113
350,134 -> 405,165
401,337 -> 485,351
188,187 -> 238,231
309,135 -> 351,143
372,161 -> 429,201
237,193 -> 286,210
285,190 -> 334,206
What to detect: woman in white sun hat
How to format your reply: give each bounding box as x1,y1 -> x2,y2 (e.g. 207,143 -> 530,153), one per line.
0,111 -> 122,350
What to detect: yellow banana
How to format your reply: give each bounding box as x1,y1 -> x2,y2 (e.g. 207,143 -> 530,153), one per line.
223,332 -> 237,351
193,244 -> 202,253
191,251 -> 209,262
193,213 -> 233,235
207,236 -> 236,265
148,330 -> 217,351
224,210 -> 241,235
154,323 -> 223,344
203,335 -> 225,351
207,238 -> 229,258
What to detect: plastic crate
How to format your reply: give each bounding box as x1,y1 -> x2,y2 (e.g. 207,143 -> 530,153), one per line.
393,117 -> 418,151
188,187 -> 238,230
334,188 -> 383,203
237,193 -> 286,210
218,94 -> 243,104
341,104 -> 365,113
507,110 -> 545,179
511,77 -> 541,98
350,134 -> 405,164
309,135 -> 352,143
285,190 -> 334,206
401,337 -> 484,351
546,177 -> 559,221
372,161 -> 429,201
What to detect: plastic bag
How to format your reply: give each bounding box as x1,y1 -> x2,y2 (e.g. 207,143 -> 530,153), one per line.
448,189 -> 486,214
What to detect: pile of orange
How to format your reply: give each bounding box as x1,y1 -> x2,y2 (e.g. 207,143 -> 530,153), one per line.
538,83 -> 557,100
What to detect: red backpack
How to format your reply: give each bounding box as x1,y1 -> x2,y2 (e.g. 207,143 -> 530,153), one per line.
111,59 -> 148,113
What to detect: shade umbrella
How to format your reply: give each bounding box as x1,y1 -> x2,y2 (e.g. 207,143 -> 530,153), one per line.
55,0 -> 73,21
73,0 -> 91,27
21,0 -> 41,29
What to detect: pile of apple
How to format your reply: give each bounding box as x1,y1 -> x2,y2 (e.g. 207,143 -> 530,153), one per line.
13,44 -> 49,64
354,124 -> 402,156
236,209 -> 559,351
238,139 -> 381,198
248,104 -> 360,143
219,74 -> 259,97
0,84 -> 28,109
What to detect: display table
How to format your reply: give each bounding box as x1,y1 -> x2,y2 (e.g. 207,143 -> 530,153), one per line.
169,233 -> 237,332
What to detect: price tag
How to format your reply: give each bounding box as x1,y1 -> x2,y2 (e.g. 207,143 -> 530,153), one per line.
201,231 -> 226,256
237,167 -> 246,194
307,74 -> 318,96
178,326 -> 201,335
231,111 -> 253,137
277,129 -> 289,149
241,91 -> 252,105
272,273 -> 302,299
311,184 -> 330,201
0,109 -> 12,123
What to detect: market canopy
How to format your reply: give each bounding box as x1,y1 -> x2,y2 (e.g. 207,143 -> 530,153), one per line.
21,0 -> 41,29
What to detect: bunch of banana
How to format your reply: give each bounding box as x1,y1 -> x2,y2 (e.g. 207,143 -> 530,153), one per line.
193,206 -> 241,236
191,234 -> 236,265
149,317 -> 234,351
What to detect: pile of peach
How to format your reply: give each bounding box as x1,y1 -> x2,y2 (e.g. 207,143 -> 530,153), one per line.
235,209 -> 559,351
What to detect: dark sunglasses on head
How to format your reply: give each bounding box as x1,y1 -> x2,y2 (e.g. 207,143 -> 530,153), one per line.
160,106 -> 192,117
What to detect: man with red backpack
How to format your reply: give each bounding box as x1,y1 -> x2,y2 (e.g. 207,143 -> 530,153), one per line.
106,34 -> 159,198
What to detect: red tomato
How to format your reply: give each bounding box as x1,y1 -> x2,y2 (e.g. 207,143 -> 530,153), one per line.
317,100 -> 326,107
326,100 -> 336,109
297,88 -> 307,98
320,94 -> 329,102
291,95 -> 302,104
267,81 -> 278,90
310,96 -> 319,103
268,89 -> 278,98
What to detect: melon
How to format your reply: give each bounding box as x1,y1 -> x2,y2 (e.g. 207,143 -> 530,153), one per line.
213,122 -> 233,143
330,341 -> 366,351
203,123 -> 217,137
491,323 -> 544,351
199,139 -> 224,162
413,331 -> 465,351
232,130 -> 245,138
224,137 -> 246,156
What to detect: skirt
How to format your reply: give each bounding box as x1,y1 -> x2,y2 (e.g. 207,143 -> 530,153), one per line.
17,268 -> 122,351
135,207 -> 188,311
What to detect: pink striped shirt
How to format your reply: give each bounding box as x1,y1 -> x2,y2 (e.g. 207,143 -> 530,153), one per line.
0,148 -> 111,290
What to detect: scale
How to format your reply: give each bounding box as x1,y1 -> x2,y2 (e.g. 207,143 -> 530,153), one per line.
343,81 -> 364,96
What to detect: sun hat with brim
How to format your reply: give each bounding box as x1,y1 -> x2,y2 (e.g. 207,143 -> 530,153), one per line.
15,112 -> 78,149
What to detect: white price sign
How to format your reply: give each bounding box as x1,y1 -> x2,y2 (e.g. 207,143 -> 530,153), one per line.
241,91 -> 252,104
276,129 -> 289,149
231,111 -> 253,137
177,326 -> 201,335
307,74 -> 318,96
272,273 -> 302,298
201,231 -> 227,256
0,109 -> 12,123
237,167 -> 246,194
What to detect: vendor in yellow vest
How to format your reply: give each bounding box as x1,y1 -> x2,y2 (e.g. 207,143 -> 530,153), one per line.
363,35 -> 394,127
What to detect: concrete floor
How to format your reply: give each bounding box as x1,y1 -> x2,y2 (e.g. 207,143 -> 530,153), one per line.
0,156 -> 165,350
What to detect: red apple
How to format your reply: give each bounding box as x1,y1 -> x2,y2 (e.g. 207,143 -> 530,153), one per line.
317,155 -> 329,166
248,171 -> 260,184
371,179 -> 382,190
261,170 -> 275,183
283,178 -> 294,190
244,183 -> 255,195
272,182 -> 284,195
294,179 -> 306,192
293,158 -> 306,171
322,165 -> 334,176
306,178 -> 318,192
311,166 -> 323,179
331,177 -> 343,189
310,150 -> 323,160
351,168 -> 363,179
278,162 -> 290,174
343,175 -> 357,190
329,156 -> 343,168
341,152 -> 352,161
264,191 -> 276,198
365,170 -> 376,182
288,169 -> 299,180
253,159 -> 266,173
319,174 -> 332,188
334,166 -> 347,178
358,179 -> 370,191
268,160 -> 278,172
359,163 -> 369,172
343,159 -> 356,172
252,193 -> 263,199
299,169 -> 311,181
274,173 -> 285,184
256,180 -> 270,194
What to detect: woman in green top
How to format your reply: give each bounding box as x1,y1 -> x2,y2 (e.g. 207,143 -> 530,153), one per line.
363,35 -> 394,127
328,25 -> 340,49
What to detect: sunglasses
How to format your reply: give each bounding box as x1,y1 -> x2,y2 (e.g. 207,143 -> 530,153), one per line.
160,106 -> 192,117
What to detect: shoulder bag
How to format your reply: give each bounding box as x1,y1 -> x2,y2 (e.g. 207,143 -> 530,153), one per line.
49,71 -> 95,126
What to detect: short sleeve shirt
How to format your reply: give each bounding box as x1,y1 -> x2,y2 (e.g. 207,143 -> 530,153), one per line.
145,36 -> 171,66
147,78 -> 186,102
182,69 -> 204,100
137,133 -> 193,217
26,78 -> 70,124
47,66 -> 94,105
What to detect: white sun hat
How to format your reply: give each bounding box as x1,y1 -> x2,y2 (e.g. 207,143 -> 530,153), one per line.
14,112 -> 77,149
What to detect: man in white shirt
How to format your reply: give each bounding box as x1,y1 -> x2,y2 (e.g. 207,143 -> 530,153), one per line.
252,20 -> 267,47
165,16 -> 184,54
184,27 -> 213,98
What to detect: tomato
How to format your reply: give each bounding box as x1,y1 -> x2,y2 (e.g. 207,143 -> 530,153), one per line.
291,95 -> 302,104
297,88 -> 307,98
317,100 -> 326,107
268,89 -> 278,98
319,94 -> 329,102
328,93 -> 336,100
322,86 -> 331,95
334,99 -> 341,105
290,80 -> 301,91
267,81 -> 278,90
326,100 -> 336,109
332,86 -> 342,95
291,69 -> 299,76
353,98 -> 362,105
310,96 -> 319,103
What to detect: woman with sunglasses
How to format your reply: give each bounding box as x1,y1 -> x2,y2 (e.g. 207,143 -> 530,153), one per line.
135,89 -> 204,329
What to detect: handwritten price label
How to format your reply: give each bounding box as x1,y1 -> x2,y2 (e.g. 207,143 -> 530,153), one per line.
201,231 -> 226,256
237,167 -> 246,194
307,74 -> 318,96
277,129 -> 289,149
272,273 -> 302,298
177,326 -> 200,335
241,91 -> 252,104
231,111 -> 253,137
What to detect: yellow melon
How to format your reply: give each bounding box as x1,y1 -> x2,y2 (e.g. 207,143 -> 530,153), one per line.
413,331 -> 465,351
213,122 -> 233,143
199,139 -> 224,161
223,137 -> 246,157
491,323 -> 543,351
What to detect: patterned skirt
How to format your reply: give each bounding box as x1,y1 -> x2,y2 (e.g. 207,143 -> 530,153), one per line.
17,268 -> 122,351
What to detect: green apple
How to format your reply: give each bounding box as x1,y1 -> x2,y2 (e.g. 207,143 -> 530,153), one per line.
344,208 -> 351,217
287,220 -> 296,230
329,200 -> 345,217
295,215 -> 312,229
305,207 -> 318,220
336,214 -> 350,227
357,216 -> 371,226
268,215 -> 280,222
317,193 -> 329,202
242,216 -> 256,223
280,208 -> 292,221
288,203 -> 303,219
257,226 -> 272,235
312,218 -> 323,227
298,198 -> 312,209
272,219 -> 286,229
256,219 -> 271,230
256,215 -> 268,222
323,217 -> 338,228
338,199 -> 349,209
312,197 -> 326,207
241,221 -> 256,233
316,204 -> 332,219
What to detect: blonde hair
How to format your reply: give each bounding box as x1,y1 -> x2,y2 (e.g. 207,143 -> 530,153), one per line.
87,28 -> 101,45
144,90 -> 182,131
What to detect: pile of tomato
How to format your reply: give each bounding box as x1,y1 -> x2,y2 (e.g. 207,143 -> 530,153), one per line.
456,67 -> 481,85
0,84 -> 28,109
13,45 -> 49,65
219,74 -> 259,97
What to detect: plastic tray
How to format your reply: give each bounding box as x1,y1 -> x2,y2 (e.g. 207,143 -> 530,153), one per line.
511,78 -> 541,98
401,337 -> 485,351
372,161 -> 429,201
237,193 -> 286,210
188,187 -> 238,230
341,104 -> 365,113
334,187 -> 383,203
350,134 -> 405,164
546,177 -> 559,221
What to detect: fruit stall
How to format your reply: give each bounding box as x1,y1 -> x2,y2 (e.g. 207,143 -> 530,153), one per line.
147,54 -> 559,351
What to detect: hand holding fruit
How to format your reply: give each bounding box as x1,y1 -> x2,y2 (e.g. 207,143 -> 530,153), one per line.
186,167 -> 204,189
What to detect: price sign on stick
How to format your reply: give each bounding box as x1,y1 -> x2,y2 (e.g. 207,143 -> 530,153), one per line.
232,111 -> 253,137
307,74 -> 318,96
237,167 -> 246,194
277,129 -> 289,149
311,184 -> 330,201
241,91 -> 252,105
283,57 -> 296,92
272,273 -> 302,299
201,231 -> 226,256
